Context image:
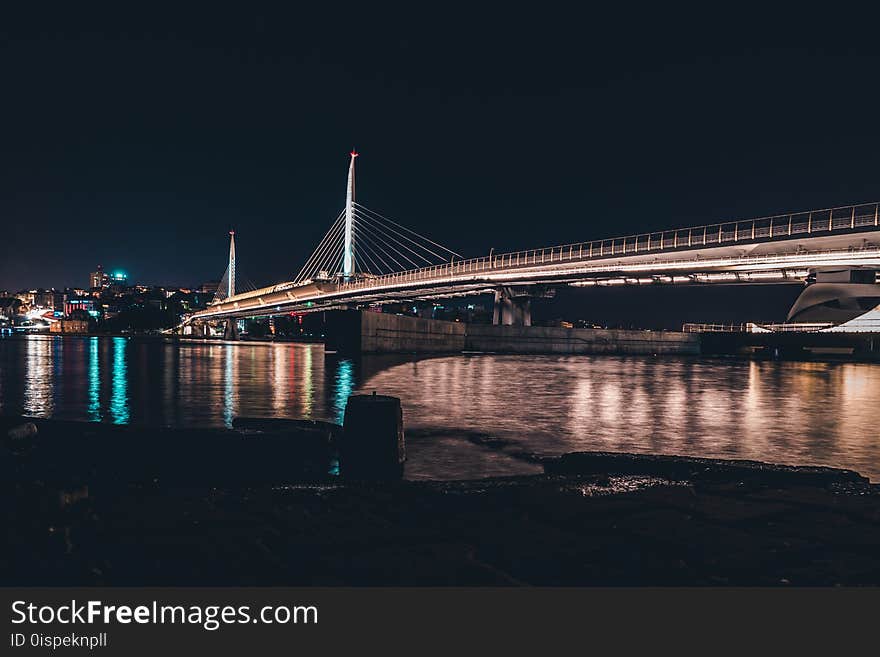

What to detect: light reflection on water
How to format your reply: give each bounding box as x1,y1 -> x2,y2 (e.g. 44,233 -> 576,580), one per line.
332,359 -> 355,424
88,337 -> 100,421
110,337 -> 129,424
223,344 -> 236,428
1,335 -> 880,481
23,337 -> 53,416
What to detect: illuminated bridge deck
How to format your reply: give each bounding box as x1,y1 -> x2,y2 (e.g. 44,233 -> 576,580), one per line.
189,201 -> 880,321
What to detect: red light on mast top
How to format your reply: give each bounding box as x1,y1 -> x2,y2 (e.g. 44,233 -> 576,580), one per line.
350,149 -> 359,158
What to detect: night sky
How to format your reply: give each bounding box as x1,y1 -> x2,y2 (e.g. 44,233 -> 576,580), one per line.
2,7 -> 879,324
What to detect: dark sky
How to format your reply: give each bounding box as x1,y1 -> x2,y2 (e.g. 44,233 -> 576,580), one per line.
3,6 -> 880,305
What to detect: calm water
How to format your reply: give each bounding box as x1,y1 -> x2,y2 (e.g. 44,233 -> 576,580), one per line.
1,335 -> 879,481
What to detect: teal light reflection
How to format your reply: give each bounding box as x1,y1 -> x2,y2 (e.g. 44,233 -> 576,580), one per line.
332,359 -> 355,424
87,337 -> 100,421
110,337 -> 129,424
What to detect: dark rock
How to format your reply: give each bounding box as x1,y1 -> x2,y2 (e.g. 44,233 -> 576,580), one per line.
543,451 -> 869,489
233,416 -> 341,443
0,415 -> 335,486
7,422 -> 38,441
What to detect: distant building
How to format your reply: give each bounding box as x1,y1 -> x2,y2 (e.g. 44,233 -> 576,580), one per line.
89,265 -> 108,289
50,319 -> 89,334
0,297 -> 21,320
90,265 -> 130,291
108,271 -> 128,288
15,291 -> 36,308
65,296 -> 98,318
33,289 -> 66,312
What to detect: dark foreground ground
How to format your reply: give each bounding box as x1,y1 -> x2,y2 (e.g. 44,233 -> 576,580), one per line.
3,417 -> 880,586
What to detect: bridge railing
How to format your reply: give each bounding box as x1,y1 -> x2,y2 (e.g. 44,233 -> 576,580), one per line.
337,201 -> 880,293
683,322 -> 834,333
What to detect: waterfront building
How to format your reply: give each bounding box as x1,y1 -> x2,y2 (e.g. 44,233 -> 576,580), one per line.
15,290 -> 36,308
49,319 -> 89,334
33,289 -> 66,312
65,296 -> 99,318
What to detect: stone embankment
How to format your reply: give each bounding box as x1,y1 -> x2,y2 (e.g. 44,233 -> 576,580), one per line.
325,310 -> 700,355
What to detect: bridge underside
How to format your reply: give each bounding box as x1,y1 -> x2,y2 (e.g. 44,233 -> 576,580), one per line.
787,268 -> 880,324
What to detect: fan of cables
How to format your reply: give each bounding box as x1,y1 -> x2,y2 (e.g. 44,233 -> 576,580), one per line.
293,203 -> 462,284
211,263 -> 259,305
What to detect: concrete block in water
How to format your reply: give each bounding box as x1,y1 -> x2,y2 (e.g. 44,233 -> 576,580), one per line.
340,394 -> 405,479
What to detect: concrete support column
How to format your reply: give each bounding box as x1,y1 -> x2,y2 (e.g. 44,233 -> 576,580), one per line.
190,322 -> 208,337
493,287 -> 533,326
224,318 -> 240,340
415,302 -> 434,319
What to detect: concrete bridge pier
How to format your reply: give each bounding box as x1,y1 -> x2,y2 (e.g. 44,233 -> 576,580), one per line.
224,318 -> 240,340
415,301 -> 435,319
188,321 -> 211,338
324,310 -> 466,355
493,286 -> 555,326
322,309 -> 699,356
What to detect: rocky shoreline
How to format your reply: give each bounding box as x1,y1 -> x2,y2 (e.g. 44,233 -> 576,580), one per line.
3,416 -> 879,586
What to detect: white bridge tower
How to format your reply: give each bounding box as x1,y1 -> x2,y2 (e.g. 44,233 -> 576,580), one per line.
343,150 -> 358,279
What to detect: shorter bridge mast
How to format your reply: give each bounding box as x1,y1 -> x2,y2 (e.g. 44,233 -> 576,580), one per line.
228,230 -> 236,298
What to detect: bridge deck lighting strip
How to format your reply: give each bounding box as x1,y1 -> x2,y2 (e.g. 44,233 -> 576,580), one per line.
189,245 -> 880,321
326,213 -> 880,298
205,201 -> 880,315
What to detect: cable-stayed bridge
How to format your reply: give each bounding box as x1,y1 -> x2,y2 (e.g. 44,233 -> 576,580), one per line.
184,152 -> 880,331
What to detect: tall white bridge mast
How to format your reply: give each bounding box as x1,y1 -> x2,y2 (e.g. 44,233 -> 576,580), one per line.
343,150 -> 358,280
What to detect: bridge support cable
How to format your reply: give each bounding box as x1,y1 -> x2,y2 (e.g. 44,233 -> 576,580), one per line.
294,210 -> 345,282
351,223 -> 406,272
212,266 -> 259,305
293,210 -> 346,284
285,152 -> 463,286
212,266 -> 231,304
348,205 -> 462,274
350,227 -> 392,274
353,203 -> 462,261
306,217 -> 347,279
352,218 -> 425,270
290,206 -> 462,282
